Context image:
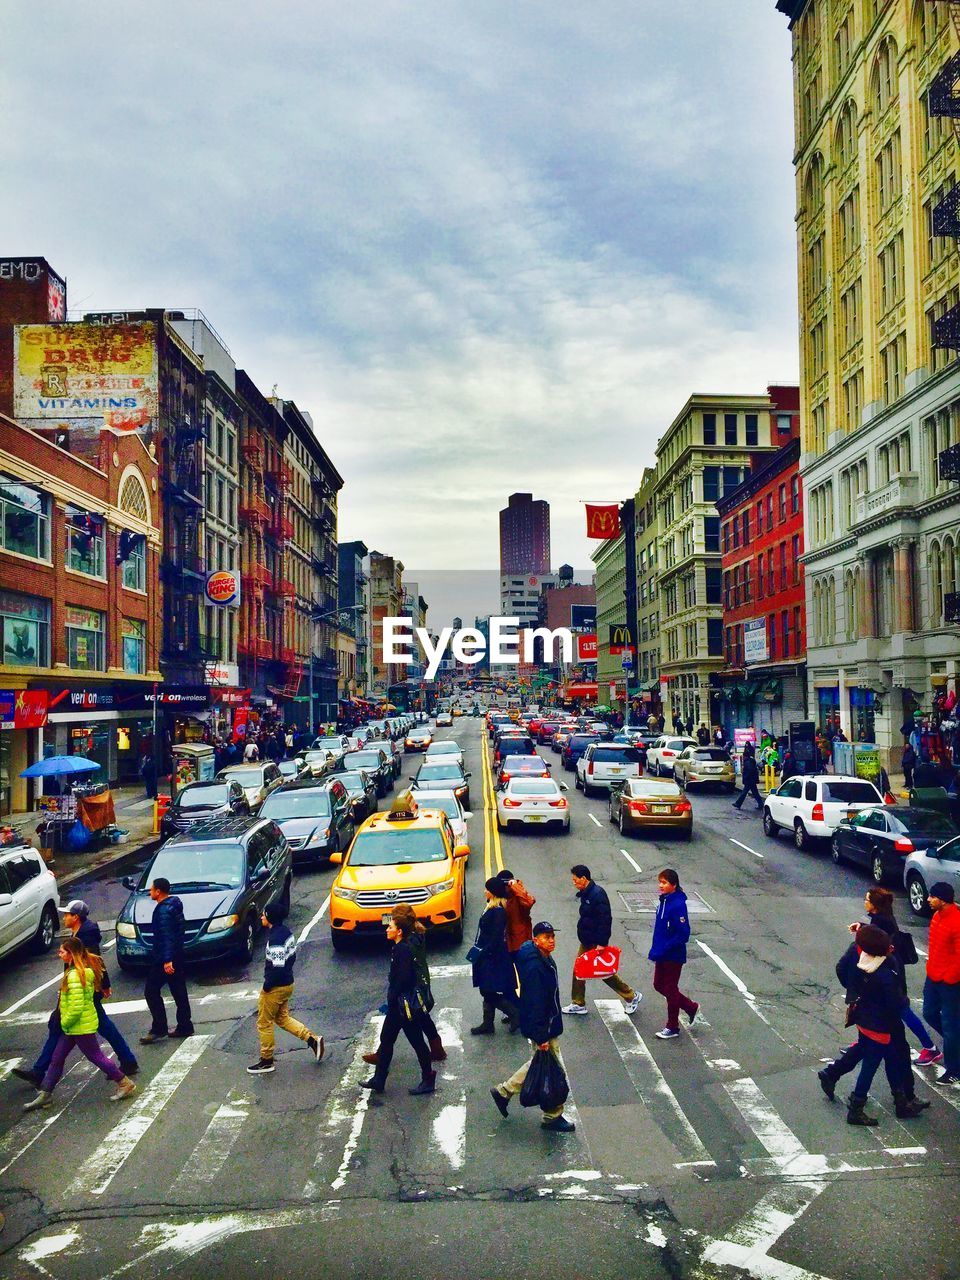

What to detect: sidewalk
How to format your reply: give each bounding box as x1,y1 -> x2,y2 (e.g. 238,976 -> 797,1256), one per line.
9,785 -> 160,890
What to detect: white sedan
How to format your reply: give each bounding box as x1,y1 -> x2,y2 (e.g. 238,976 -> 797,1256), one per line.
435,711 -> 453,726
496,777 -> 569,832
425,740 -> 464,767
407,788 -> 472,848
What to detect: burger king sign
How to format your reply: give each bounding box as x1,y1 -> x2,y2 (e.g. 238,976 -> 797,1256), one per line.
205,569 -> 241,608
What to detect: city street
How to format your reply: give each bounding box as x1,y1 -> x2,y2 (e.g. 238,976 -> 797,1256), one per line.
1,722 -> 958,1279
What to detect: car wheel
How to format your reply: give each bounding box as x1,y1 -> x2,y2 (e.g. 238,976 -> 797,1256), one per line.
448,909 -> 464,945
618,810 -> 627,836
282,872 -> 293,912
574,773 -> 582,790
32,903 -> 59,954
871,854 -> 887,885
677,773 -> 685,790
830,834 -> 843,865
236,916 -> 256,964
331,929 -> 351,952
117,956 -> 136,973
608,801 -> 616,824
794,820 -> 809,852
763,809 -> 779,838
907,874 -> 930,918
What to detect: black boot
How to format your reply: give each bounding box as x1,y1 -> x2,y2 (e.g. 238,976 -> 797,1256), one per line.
471,999 -> 495,1036
360,1075 -> 385,1093
893,1091 -> 928,1119
817,1068 -> 837,1101
846,1095 -> 878,1126
408,1071 -> 436,1095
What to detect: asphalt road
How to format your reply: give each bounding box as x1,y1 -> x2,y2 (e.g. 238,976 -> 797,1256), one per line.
1,721 -> 958,1280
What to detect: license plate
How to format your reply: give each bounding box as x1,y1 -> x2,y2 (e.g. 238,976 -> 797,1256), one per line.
380,913 -> 393,925
527,815 -> 544,823
652,805 -> 671,814
610,767 -> 623,774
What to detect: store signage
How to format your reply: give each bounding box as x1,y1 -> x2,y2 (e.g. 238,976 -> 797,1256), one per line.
744,618 -> 768,665
204,570 -> 241,608
213,687 -> 251,705
576,633 -> 598,662
138,686 -> 211,708
62,690 -> 116,709
0,689 -> 49,729
608,624 -> 635,656
204,661 -> 240,687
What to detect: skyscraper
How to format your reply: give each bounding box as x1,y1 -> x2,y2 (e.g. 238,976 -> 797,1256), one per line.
499,492 -> 550,575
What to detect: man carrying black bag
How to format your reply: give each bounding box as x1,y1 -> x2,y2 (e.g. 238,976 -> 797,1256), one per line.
490,921 -> 574,1133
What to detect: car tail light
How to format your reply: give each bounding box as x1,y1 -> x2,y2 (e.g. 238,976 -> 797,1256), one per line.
894,837 -> 914,854
675,800 -> 692,814
588,760 -> 594,775
503,797 -> 522,808
501,772 -> 511,783
663,749 -> 674,757
884,792 -> 896,805
629,801 -> 648,813
549,798 -> 567,808
811,803 -> 824,822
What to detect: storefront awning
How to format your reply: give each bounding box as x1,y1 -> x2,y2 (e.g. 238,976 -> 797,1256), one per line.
565,683 -> 598,699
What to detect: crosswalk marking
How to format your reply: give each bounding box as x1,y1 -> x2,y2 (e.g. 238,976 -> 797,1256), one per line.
595,1000 -> 714,1166
699,1178 -> 829,1280
724,1077 -> 808,1162
0,1056 -> 22,1082
0,1060 -> 97,1178
303,1012 -> 383,1198
429,1008 -> 465,1171
172,1089 -> 251,1196
0,986 -> 260,1030
68,1036 -> 212,1197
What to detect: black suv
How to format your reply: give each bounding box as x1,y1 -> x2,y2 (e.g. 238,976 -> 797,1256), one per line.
259,778 -> 355,865
337,747 -> 394,798
160,779 -> 249,841
115,817 -> 292,968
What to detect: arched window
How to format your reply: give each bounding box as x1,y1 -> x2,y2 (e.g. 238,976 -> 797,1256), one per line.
804,153 -> 825,211
872,37 -> 898,116
930,540 -> 943,624
945,534 -> 958,599
835,100 -> 857,168
827,576 -> 837,643
845,570 -> 858,640
914,0 -> 947,50
118,469 -> 149,523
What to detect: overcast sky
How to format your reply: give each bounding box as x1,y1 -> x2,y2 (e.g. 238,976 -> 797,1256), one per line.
2,0 -> 798,574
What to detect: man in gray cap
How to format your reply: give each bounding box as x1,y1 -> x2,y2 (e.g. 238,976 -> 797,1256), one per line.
12,899 -> 139,1087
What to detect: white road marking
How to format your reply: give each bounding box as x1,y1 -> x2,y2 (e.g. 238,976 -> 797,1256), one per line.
17,1227 -> 81,1277
0,1061 -> 97,1178
0,1056 -> 23,1082
729,837 -> 764,860
694,940 -> 785,1039
68,1035 -> 212,1196
916,1072 -> 960,1114
2,971 -> 63,1016
596,1000 -> 714,1166
588,812 -> 603,828
429,1008 -> 465,1171
172,1090 -> 251,1195
619,847 -> 643,874
298,894 -> 330,943
699,1178 -> 829,1279
430,964 -> 471,979
0,985 -> 260,1028
743,1146 -> 931,1178
724,1078 -> 807,1161
304,1013 -> 383,1197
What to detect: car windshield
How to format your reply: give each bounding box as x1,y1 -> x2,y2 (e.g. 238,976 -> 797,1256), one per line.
500,739 -> 534,752
338,771 -> 367,790
894,811 -> 958,835
219,767 -> 264,786
178,785 -> 230,809
417,764 -> 463,781
427,742 -> 459,754
822,782 -> 881,804
414,795 -> 460,820
593,747 -> 641,763
148,843 -> 244,890
628,780 -> 680,797
348,828 -> 448,866
692,749 -> 730,761
344,752 -> 384,768
313,738 -> 343,750
506,757 -> 546,770
510,779 -> 558,796
260,790 -> 331,818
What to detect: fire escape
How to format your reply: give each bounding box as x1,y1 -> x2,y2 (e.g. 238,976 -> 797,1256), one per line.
238,438 -> 273,664
160,415 -> 207,665
263,456 -> 303,698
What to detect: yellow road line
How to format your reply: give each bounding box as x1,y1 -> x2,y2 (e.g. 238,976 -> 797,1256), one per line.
481,731 -> 493,880
480,731 -> 504,875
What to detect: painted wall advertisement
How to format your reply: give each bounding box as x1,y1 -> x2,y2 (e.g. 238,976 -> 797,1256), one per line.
743,618 -> 769,665
14,321 -> 158,435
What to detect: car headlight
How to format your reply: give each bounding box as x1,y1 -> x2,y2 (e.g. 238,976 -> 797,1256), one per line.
334,885 -> 359,902
116,921 -> 137,939
427,878 -> 456,897
207,914 -> 240,933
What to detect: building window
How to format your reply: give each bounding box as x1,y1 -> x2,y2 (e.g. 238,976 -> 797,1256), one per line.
742,511 -> 750,545
122,617 -> 145,674
837,187 -> 861,261
875,130 -> 902,213
840,278 -> 862,352
745,414 -> 759,447
790,474 -> 800,514
872,36 -> 898,116
0,476 -> 49,561
757,554 -> 765,600
706,618 -> 723,657
794,604 -> 803,652
704,517 -> 720,553
702,413 -> 717,446
121,536 -> 146,591
881,332 -> 906,405
769,612 -> 778,661
703,467 -> 719,503
724,414 -> 738,445
782,608 -> 791,658
706,566 -> 722,605
843,368 -> 863,432
756,499 -> 763,534
792,533 -> 801,582
65,606 -> 105,672
65,509 -> 106,578
877,233 -> 904,315
0,590 -> 50,667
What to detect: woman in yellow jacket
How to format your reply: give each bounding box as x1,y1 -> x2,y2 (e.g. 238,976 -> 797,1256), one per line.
23,937 -> 137,1111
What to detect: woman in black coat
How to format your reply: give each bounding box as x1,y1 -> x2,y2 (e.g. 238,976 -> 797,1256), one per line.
469,879 -> 520,1035
361,916 -> 435,1095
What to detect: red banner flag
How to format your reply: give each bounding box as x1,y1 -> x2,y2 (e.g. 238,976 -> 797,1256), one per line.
585,503 -> 621,539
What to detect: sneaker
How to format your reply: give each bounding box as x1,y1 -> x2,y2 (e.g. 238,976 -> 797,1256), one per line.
914,1047 -> 943,1066
655,1027 -> 680,1040
936,1072 -> 960,1085
307,1035 -> 324,1063
623,994 -> 642,1015
139,1030 -> 168,1044
110,1078 -> 137,1101
490,1087 -> 510,1118
561,1003 -> 589,1016
22,1090 -> 53,1112
541,1115 -> 576,1132
687,1003 -> 700,1026
11,1067 -> 41,1087
247,1059 -> 275,1075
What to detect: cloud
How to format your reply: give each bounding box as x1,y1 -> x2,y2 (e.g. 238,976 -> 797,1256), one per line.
0,0 -> 799,569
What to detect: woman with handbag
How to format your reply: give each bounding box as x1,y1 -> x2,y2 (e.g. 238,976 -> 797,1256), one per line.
469,879 -> 520,1035
363,904 -> 446,1067
361,914 -> 436,1096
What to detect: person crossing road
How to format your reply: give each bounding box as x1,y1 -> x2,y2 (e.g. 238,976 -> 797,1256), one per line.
732,741 -> 763,811
649,869 -> 699,1039
247,900 -> 324,1075
140,878 -> 194,1045
562,865 -> 641,1017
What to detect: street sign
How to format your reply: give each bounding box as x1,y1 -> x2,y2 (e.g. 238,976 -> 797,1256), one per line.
621,657 -> 633,670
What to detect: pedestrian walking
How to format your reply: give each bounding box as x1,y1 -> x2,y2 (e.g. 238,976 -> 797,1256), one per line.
13,900 -> 138,1088
497,867 -> 536,954
361,914 -> 436,1095
780,748 -> 799,781
820,924 -> 921,1126
363,904 -> 446,1066
732,742 -> 763,811
140,877 -> 194,1044
648,868 -> 699,1038
469,879 -> 520,1034
922,881 -> 960,1084
243,738 -> 260,762
247,901 -> 324,1074
23,938 -> 137,1111
140,750 -> 157,800
696,723 -> 710,746
562,865 -> 641,1016
490,922 -> 575,1132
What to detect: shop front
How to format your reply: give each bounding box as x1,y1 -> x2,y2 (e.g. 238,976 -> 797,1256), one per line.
32,682 -> 161,789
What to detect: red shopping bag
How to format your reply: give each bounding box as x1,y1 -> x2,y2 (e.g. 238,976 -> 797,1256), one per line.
573,945 -> 622,980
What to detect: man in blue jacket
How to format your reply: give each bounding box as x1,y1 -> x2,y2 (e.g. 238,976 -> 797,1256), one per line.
490,922 -> 575,1132
562,864 -> 641,1016
649,868 -> 699,1039
140,877 -> 194,1044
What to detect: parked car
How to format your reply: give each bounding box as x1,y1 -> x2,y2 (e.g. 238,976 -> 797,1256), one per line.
259,778 -> 354,865
161,779 -> 250,840
609,778 -> 692,839
831,805 -> 959,885
425,740 -> 464,768
115,817 -> 292,967
410,760 -> 471,807
408,788 -> 472,848
336,768 -> 378,822
673,747 -> 736,792
215,762 -> 283,811
763,774 -> 886,851
575,743 -> 643,795
903,834 -> 960,916
337,747 -> 394,798
0,845 -> 59,960
645,736 -> 698,777
561,733 -> 600,772
496,776 -> 569,832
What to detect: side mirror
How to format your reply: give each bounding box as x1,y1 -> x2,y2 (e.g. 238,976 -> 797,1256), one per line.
454,844 -> 470,859
121,875 -> 138,891
328,851 -> 343,865
464,772 -> 471,779
463,811 -> 473,820
545,762 -> 552,769
559,782 -> 569,792
0,892 -> 12,908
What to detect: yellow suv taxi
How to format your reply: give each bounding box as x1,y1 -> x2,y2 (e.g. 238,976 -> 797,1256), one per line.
328,798 -> 469,950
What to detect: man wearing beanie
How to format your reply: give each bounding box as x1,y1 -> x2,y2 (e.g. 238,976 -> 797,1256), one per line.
922,882 -> 960,1085
247,900 -> 323,1075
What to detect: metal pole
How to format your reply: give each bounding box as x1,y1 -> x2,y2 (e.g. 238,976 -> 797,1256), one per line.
309,618 -> 315,736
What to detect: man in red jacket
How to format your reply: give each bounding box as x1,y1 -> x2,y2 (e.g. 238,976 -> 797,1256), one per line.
922,882 -> 960,1084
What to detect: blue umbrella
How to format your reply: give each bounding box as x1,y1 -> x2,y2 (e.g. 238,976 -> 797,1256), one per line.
20,755 -> 101,779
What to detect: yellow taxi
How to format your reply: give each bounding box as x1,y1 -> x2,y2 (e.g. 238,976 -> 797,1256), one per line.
328,795 -> 469,950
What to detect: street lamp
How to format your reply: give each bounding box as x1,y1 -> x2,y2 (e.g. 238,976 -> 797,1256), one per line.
308,603 -> 364,730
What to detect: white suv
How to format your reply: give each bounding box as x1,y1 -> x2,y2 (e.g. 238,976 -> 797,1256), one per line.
646,736 -> 697,778
0,845 -> 60,961
763,774 -> 886,851
575,743 -> 643,795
